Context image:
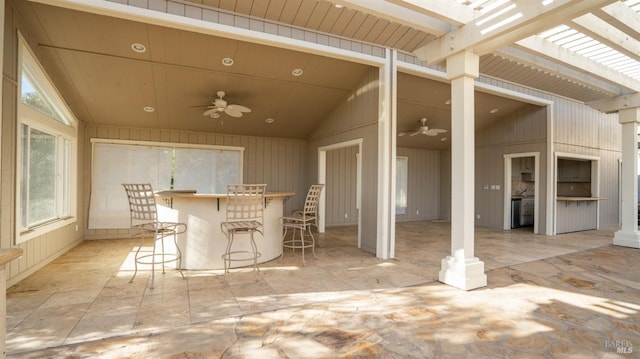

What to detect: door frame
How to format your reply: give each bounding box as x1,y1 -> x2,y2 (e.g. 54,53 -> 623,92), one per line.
318,138 -> 363,247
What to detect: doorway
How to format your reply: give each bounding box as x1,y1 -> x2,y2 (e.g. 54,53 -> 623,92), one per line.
318,139 -> 363,248
503,152 -> 540,234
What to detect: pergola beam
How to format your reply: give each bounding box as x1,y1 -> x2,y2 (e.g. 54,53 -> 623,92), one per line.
414,0 -> 617,65
588,92 -> 640,113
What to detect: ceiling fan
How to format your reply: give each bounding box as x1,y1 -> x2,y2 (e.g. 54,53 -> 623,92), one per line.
398,118 -> 447,137
202,91 -> 251,118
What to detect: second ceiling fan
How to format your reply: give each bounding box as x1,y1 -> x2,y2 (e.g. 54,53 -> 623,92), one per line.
399,118 -> 447,137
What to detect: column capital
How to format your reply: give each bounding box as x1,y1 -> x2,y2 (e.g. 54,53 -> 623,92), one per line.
446,51 -> 479,80
588,92 -> 640,115
618,107 -> 640,124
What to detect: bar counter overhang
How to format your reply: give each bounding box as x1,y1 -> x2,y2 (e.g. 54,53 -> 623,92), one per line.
155,191 -> 294,270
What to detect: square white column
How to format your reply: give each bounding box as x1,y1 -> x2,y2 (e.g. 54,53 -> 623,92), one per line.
614,107 -> 640,248
439,52 -> 487,290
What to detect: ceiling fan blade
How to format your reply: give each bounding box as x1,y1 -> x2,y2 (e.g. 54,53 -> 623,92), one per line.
227,104 -> 251,113
203,108 -> 218,116
426,129 -> 447,136
225,107 -> 244,117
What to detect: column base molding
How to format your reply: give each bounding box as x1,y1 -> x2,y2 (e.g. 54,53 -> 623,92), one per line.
438,256 -> 487,291
613,230 -> 640,248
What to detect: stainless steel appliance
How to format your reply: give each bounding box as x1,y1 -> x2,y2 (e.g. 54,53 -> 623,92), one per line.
511,198 -> 521,228
521,198 -> 534,226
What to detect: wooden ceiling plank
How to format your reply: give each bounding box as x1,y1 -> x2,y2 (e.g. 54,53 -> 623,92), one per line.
387,0 -> 472,25
309,1 -> 334,31
275,0 -> 301,23
334,0 -> 453,35
291,0 -> 317,28
264,0 -> 287,22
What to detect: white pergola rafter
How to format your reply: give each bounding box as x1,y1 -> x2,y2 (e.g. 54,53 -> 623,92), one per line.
594,2 -> 640,39
571,13 -> 640,63
514,36 -> 640,93
414,0 -> 618,65
495,46 -> 624,97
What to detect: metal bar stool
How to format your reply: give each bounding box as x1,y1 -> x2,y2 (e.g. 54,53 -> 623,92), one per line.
220,184 -> 266,279
281,184 -> 324,265
122,183 -> 187,289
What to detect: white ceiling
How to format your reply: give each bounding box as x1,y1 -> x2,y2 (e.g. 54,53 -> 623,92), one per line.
17,0 -> 639,150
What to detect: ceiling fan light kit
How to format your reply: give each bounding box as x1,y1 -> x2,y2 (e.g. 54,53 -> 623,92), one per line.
399,118 -> 447,137
202,91 -> 251,118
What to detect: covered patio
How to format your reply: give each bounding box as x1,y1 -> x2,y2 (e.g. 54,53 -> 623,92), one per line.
6,221 -> 637,357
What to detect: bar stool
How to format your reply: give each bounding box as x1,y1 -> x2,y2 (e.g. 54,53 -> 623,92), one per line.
220,184 -> 266,279
122,183 -> 186,289
281,184 -> 324,265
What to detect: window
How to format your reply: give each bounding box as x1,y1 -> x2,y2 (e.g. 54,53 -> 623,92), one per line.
396,157 -> 408,215
89,140 -> 243,228
17,35 -> 77,243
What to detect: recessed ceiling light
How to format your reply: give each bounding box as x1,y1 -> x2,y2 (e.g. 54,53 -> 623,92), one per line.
335,4 -> 344,8
221,57 -> 234,66
292,68 -> 304,76
490,108 -> 499,113
143,106 -> 154,112
131,43 -> 147,53
265,118 -> 275,124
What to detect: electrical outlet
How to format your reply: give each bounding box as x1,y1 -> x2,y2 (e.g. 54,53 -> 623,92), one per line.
476,214 -> 480,219
416,210 -> 419,215
344,213 -> 348,219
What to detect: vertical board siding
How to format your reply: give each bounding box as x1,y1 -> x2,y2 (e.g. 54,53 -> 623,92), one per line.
325,146 -> 358,225
83,125 -> 307,238
396,148 -> 440,221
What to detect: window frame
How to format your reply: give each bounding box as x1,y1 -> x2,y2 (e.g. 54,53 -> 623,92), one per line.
16,34 -> 78,244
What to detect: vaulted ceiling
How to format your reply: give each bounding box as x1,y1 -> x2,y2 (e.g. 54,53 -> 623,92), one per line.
18,0 -> 640,150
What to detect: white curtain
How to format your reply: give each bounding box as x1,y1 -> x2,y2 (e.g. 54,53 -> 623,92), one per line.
89,143 -> 173,229
89,142 -> 242,229
173,148 -> 241,194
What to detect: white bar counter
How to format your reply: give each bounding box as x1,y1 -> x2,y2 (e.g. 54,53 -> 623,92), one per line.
155,190 -> 294,270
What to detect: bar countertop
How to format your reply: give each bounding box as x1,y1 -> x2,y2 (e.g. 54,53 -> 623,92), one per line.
155,190 -> 295,198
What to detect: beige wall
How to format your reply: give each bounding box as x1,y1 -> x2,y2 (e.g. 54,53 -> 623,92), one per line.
2,1 -> 85,286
